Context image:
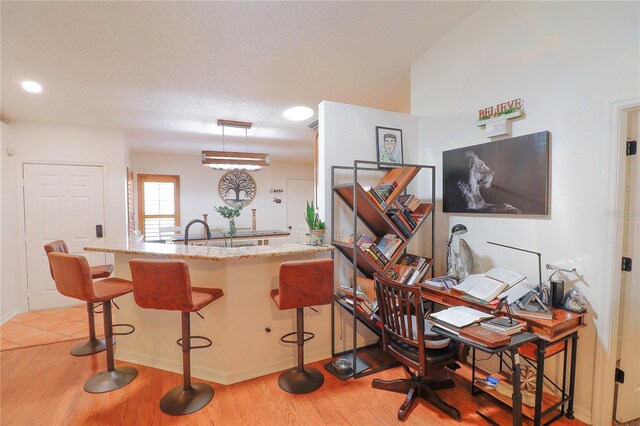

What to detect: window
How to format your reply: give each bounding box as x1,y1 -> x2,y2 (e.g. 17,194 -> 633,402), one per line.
137,174 -> 180,241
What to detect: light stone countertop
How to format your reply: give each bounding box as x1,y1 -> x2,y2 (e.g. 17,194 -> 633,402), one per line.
84,241 -> 334,261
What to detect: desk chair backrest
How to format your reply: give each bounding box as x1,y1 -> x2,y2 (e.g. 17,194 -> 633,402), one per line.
374,273 -> 427,376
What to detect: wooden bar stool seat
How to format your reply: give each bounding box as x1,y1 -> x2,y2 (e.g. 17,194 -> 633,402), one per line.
271,258 -> 334,394
129,259 -> 224,416
44,240 -> 115,356
47,252 -> 138,393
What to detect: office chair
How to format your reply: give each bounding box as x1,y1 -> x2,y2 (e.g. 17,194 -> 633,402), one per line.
372,274 -> 461,421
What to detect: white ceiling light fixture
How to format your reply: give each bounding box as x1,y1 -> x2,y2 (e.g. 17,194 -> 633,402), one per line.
201,119 -> 270,171
283,106 -> 314,121
21,80 -> 43,93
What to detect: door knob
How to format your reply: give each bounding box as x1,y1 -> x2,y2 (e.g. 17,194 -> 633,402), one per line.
288,226 -> 292,230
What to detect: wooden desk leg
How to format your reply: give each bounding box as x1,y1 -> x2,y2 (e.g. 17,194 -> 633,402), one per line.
510,349 -> 523,426
534,340 -> 547,426
567,333 -> 579,419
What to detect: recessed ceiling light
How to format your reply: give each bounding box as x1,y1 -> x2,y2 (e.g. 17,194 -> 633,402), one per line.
283,106 -> 314,121
21,81 -> 43,93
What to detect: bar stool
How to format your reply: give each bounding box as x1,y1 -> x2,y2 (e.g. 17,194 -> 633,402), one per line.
129,259 -> 224,416
47,252 -> 137,393
270,258 -> 334,394
44,240 -> 115,356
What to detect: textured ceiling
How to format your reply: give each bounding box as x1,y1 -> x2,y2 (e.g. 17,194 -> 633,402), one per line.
1,1 -> 485,161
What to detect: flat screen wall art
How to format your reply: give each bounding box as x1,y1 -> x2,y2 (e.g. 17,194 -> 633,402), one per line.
443,131 -> 550,215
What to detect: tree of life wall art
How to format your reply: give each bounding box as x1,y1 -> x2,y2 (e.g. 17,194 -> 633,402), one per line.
218,170 -> 256,208
443,131 -> 550,215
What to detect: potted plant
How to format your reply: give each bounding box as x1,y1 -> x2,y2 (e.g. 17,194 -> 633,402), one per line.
215,205 -> 242,247
305,201 -> 325,245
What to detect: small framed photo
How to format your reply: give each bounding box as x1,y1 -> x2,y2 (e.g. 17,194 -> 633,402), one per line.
376,126 -> 403,167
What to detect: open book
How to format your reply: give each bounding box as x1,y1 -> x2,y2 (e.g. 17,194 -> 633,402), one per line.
429,306 -> 494,331
454,268 -> 525,302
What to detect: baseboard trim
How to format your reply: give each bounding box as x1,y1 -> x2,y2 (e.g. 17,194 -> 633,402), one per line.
115,347 -> 333,386
573,404 -> 591,425
1,308 -> 20,325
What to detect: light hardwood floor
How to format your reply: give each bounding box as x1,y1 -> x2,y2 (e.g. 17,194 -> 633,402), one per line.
0,339 -> 586,426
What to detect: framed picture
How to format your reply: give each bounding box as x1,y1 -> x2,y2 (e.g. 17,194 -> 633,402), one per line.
376,126 -> 403,167
443,131 -> 550,215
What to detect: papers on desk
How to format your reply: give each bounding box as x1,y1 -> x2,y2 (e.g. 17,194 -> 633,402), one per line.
454,268 -> 526,302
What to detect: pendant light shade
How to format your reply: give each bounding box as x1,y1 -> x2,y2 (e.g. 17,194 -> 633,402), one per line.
201,151 -> 270,171
202,119 -> 270,171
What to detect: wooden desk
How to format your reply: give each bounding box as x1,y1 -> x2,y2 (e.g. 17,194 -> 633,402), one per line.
420,286 -> 586,426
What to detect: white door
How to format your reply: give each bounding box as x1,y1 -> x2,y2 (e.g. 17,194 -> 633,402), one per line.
285,178 -> 315,243
23,164 -> 107,311
616,111 -> 640,423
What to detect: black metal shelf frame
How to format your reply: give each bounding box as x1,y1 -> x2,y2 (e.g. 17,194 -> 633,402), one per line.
329,160 -> 436,379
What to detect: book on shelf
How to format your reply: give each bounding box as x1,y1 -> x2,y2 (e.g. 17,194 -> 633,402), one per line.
385,264 -> 414,283
453,268 -> 526,303
459,325 -> 512,348
396,194 -> 421,212
396,253 -> 431,285
429,306 -> 494,332
362,186 -> 386,209
374,181 -> 398,201
376,234 -> 403,259
387,211 -> 413,238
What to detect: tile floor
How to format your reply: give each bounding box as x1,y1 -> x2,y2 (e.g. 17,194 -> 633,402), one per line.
0,305 -> 104,351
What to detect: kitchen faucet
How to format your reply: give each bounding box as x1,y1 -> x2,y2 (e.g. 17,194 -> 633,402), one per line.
184,219 -> 211,245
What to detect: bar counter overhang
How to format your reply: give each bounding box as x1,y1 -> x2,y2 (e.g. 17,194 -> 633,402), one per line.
84,241 -> 334,385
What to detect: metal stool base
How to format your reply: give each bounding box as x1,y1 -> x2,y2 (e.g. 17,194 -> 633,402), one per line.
70,337 -> 114,357
84,366 -> 138,393
278,367 -> 324,394
160,382 -> 214,416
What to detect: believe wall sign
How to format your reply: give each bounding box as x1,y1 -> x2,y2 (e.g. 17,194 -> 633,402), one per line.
477,98 -> 524,137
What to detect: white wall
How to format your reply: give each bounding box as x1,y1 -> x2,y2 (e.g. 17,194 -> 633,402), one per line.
129,152 -> 313,239
410,2 -> 640,423
1,122 -> 128,317
0,121 -> 22,323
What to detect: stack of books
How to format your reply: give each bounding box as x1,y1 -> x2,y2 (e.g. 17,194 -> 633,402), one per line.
336,286 -> 381,327
480,317 -> 525,335
345,233 -> 390,269
364,181 -> 398,209
429,306 -> 512,348
386,201 -> 418,238
385,254 -> 431,285
396,194 -> 421,212
428,306 -> 494,335
395,253 -> 431,285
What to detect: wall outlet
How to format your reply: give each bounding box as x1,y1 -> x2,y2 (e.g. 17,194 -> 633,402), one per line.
337,228 -> 344,241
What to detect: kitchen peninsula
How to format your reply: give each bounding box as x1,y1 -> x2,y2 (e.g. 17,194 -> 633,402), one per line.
84,241 -> 334,385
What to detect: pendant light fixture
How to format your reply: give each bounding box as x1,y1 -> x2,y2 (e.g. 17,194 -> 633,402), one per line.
202,119 -> 270,171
